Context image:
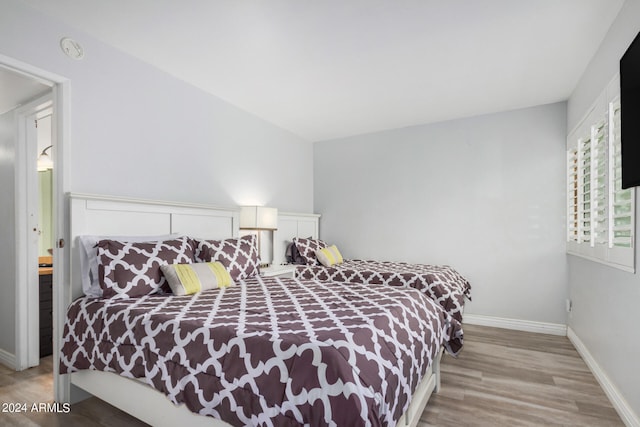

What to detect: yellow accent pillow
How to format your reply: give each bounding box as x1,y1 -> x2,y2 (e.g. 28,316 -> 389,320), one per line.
160,262 -> 233,296
316,245 -> 344,267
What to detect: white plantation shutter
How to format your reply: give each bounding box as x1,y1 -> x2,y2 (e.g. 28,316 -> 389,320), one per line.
608,97 -> 635,267
567,148 -> 579,244
566,76 -> 635,272
591,119 -> 608,247
578,134 -> 592,245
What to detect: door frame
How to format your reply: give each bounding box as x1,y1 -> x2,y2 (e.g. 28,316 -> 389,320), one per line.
1,54 -> 70,392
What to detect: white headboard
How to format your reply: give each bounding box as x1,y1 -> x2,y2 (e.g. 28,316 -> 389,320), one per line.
69,193 -> 239,300
272,212 -> 321,265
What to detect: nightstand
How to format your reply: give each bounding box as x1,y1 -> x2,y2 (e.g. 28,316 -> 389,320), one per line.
260,264 -> 297,279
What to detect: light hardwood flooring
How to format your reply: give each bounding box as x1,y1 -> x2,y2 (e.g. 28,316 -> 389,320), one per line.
422,324 -> 623,426
0,357 -> 147,427
0,325 -> 623,426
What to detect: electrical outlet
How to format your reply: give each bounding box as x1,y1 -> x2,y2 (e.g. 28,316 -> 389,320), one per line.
565,299 -> 572,313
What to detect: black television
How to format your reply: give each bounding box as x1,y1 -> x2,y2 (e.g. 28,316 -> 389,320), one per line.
621,31 -> 640,189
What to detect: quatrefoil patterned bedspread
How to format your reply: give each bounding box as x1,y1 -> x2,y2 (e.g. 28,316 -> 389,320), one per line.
296,260 -> 471,323
60,276 -> 462,426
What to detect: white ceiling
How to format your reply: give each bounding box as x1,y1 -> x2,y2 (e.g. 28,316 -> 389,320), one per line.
21,0 -> 624,141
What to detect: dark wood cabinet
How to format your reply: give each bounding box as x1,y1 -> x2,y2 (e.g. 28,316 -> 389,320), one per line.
39,273 -> 53,358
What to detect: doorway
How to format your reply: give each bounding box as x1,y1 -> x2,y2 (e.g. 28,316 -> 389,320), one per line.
7,80 -> 54,372
0,66 -> 51,370
17,95 -> 55,370
0,58 -> 68,388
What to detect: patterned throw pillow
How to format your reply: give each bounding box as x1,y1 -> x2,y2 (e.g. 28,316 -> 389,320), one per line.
160,262 -> 233,296
97,237 -> 195,299
316,245 -> 344,267
194,235 -> 260,280
292,237 -> 327,265
79,233 -> 181,298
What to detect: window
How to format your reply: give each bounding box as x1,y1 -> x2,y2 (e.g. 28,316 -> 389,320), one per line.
566,76 -> 635,272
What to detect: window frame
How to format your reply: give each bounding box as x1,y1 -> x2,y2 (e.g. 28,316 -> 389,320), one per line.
566,75 -> 635,273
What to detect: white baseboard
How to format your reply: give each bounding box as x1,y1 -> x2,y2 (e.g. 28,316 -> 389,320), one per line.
463,314 -> 567,336
567,327 -> 640,427
0,348 -> 16,370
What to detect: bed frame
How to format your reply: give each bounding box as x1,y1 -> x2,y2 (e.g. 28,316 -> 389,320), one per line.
56,194 -> 439,427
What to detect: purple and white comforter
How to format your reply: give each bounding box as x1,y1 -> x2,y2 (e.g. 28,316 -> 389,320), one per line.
295,260 -> 471,323
60,276 -> 462,427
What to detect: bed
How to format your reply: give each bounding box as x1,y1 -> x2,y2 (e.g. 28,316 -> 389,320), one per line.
60,276 -> 462,426
295,258 -> 471,324
271,219 -> 471,324
56,195 -> 463,427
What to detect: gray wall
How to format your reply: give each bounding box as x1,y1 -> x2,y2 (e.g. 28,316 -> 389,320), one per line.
314,102 -> 568,324
567,0 -> 640,417
0,0 -> 313,361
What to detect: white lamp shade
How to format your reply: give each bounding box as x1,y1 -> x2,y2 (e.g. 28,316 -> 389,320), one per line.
239,206 -> 278,230
37,152 -> 53,171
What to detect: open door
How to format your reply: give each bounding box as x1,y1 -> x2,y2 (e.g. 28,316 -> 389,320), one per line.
15,93 -> 54,369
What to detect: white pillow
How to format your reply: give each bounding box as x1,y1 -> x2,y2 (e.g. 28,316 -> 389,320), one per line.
78,233 -> 180,298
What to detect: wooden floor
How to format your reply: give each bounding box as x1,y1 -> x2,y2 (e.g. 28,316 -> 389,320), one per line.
0,357 -> 147,427
0,325 -> 623,426
422,324 -> 623,426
